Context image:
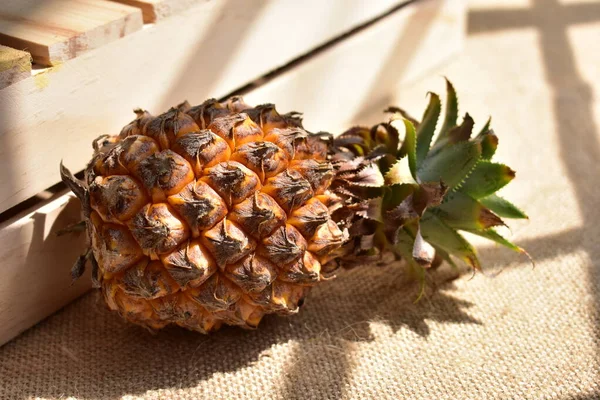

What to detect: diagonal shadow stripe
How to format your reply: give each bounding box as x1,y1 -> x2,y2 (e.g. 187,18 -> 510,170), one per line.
478,227 -> 584,269
466,1 -> 600,395
468,1 -> 600,34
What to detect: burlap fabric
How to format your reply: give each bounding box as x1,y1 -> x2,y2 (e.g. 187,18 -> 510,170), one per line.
1,1 -> 599,398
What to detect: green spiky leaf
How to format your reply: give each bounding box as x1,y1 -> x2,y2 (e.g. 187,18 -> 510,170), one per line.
420,212 -> 482,271
431,245 -> 458,270
432,192 -> 505,230
418,140 -> 482,188
437,78 -> 459,141
397,118 -> 417,179
480,194 -> 528,219
459,161 -> 515,199
464,228 -> 525,254
477,117 -> 492,137
429,113 -> 474,157
415,93 -> 441,166
478,129 -> 499,159
474,117 -> 497,160
447,114 -> 474,143
385,157 -> 417,185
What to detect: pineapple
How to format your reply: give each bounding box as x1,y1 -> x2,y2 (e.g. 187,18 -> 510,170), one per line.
60,81 -> 528,333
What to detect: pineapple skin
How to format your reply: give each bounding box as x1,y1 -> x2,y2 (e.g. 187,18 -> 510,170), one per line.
83,98 -> 346,333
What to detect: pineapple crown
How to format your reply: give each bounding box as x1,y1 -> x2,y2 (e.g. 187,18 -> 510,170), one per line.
326,79 -> 529,276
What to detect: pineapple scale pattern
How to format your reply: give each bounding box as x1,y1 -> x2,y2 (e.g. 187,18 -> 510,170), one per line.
84,98 -> 347,333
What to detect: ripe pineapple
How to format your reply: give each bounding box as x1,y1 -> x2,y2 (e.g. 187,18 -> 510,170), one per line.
61,81 -> 528,333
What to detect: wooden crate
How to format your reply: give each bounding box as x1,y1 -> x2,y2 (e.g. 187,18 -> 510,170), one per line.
0,46 -> 31,90
0,0 -> 466,346
0,0 -> 144,65
0,192 -> 90,346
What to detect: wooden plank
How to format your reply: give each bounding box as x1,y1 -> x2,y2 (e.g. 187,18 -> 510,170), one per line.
0,192 -> 90,346
111,0 -> 207,23
245,0 -> 467,134
0,0 -> 143,65
0,0 -> 409,215
0,45 -> 31,89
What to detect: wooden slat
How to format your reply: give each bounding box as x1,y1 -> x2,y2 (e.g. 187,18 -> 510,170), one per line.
111,0 -> 206,23
0,0 -> 143,65
0,0 -> 409,215
0,45 -> 31,89
245,0 -> 467,135
0,192 -> 90,346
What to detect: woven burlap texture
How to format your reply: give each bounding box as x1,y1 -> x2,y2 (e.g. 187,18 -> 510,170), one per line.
1,1 -> 599,399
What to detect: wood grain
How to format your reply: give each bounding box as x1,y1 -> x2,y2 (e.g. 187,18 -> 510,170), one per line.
111,0 -> 206,23
0,191 -> 90,346
0,45 -> 31,89
0,0 -> 143,65
245,0 -> 467,134
0,0 -> 408,214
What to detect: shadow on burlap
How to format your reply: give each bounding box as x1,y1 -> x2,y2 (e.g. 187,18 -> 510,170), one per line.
1,0 -> 600,399
0,262 -> 481,399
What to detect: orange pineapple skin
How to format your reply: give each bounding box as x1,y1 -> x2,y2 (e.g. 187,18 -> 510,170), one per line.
85,99 -> 345,333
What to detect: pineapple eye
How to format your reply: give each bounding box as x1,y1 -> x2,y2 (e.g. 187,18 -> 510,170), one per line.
127,203 -> 189,257
89,212 -> 144,276
230,141 -> 289,182
228,193 -> 287,239
172,130 -> 231,174
278,251 -> 321,286
201,161 -> 261,207
185,98 -> 231,130
259,224 -> 307,266
288,198 -> 330,238
224,254 -> 277,294
89,175 -> 148,223
261,170 -> 313,213
290,159 -> 334,195
187,274 -> 242,312
167,180 -> 228,238
208,113 -> 263,150
307,220 -> 347,257
134,150 -> 194,203
119,259 -> 179,300
200,219 -> 256,268
160,240 -> 217,289
144,107 -> 200,150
